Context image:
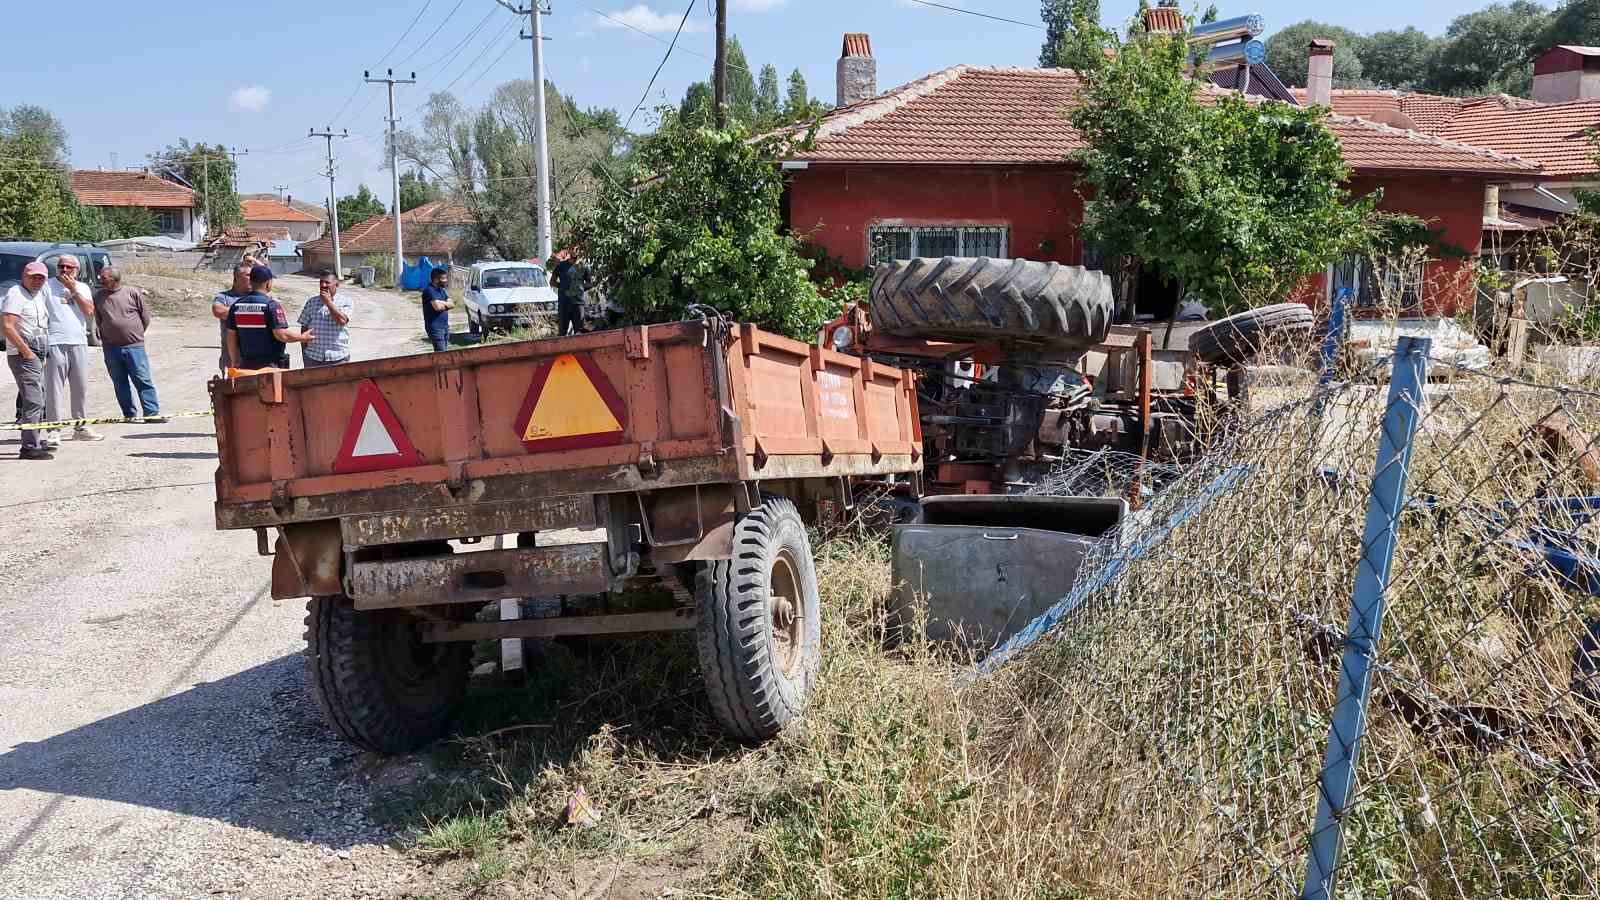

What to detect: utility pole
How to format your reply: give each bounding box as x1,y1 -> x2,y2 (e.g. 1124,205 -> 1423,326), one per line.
714,0 -> 727,128
309,127 -> 350,277
201,155 -> 212,237
498,0 -> 553,261
365,69 -> 416,288
273,184 -> 289,201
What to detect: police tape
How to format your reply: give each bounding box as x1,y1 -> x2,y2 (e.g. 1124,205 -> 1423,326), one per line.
1,410 -> 214,431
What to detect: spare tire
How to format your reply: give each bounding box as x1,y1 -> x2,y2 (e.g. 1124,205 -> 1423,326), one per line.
870,257 -> 1113,347
1188,303 -> 1315,366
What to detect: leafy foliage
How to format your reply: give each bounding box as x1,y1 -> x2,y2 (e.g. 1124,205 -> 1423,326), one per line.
1070,33 -> 1372,312
682,41 -> 821,128
785,69 -> 823,120
1361,28 -> 1441,90
399,170 -> 442,213
1039,0 -> 1110,70
336,184 -> 387,229
756,64 -> 781,122
570,112 -> 830,338
0,105 -> 68,161
150,140 -> 242,232
1263,21 -> 1367,88
1429,1 -> 1549,96
0,136 -> 80,241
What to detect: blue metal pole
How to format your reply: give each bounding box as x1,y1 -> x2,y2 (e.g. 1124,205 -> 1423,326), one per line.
1320,288 -> 1350,384
1301,335 -> 1431,900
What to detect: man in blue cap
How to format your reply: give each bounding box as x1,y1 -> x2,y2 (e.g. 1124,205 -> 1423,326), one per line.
225,265 -> 314,370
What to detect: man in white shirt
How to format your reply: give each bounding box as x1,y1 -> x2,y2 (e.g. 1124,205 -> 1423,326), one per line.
43,256 -> 103,445
2,261 -> 54,460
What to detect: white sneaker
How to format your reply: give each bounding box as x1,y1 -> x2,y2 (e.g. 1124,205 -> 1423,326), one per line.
72,428 -> 105,442
42,433 -> 60,449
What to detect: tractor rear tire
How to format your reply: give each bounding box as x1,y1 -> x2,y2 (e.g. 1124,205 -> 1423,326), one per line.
304,596 -> 471,755
1188,303 -> 1315,366
869,257 -> 1113,347
695,496 -> 822,744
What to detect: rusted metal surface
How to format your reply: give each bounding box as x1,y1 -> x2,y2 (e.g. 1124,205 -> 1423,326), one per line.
339,494 -> 598,549
270,521 -> 343,600
418,609 -> 696,642
348,544 -> 610,610
1523,420 -> 1600,486
214,322 -> 922,531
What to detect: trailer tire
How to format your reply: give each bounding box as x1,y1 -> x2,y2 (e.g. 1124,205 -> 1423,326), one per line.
869,257 -> 1113,347
695,496 -> 822,744
1188,303 -> 1315,366
304,596 -> 471,755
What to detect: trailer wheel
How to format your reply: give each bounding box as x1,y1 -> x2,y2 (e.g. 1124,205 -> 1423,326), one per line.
695,496 -> 822,743
304,596 -> 471,755
869,257 -> 1113,348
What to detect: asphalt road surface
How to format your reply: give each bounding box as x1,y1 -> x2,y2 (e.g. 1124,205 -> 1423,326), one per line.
0,276 -> 441,899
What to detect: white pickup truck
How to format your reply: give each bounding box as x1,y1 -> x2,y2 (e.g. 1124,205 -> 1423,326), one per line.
463,260 -> 559,334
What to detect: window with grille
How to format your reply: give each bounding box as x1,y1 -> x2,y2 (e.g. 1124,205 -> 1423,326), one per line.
153,208 -> 185,234
868,225 -> 1009,266
1333,254 -> 1425,312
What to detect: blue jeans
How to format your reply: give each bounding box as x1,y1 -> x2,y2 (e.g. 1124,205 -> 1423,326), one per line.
428,328 -> 449,352
102,345 -> 160,418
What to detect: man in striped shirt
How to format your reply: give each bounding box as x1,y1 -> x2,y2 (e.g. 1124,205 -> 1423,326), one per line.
225,266 -> 313,370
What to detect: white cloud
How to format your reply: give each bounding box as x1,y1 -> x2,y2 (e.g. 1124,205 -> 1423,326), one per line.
595,4 -> 707,34
733,0 -> 787,9
230,85 -> 271,113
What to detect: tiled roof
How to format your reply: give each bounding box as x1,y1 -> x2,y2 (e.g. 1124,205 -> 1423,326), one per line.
199,228 -> 273,250
793,66 -> 1537,175
242,198 -> 321,223
402,200 -> 474,225
70,170 -> 194,209
1288,88 -> 1473,130
795,66 -> 1086,164
299,213 -> 462,256
1438,97 -> 1600,176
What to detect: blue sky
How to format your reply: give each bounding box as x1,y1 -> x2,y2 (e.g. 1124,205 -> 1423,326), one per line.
7,0 -> 1477,205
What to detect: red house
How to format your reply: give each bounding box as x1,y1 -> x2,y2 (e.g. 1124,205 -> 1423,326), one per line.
783,34 -> 1541,318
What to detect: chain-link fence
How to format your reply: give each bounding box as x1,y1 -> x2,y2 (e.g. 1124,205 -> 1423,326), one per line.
982,337 -> 1600,897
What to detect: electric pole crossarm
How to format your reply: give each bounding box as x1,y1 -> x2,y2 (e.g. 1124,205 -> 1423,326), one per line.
309,127 -> 350,277
492,0 -> 553,261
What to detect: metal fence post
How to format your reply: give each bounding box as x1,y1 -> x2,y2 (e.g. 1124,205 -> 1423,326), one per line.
1302,335 -> 1431,900
1320,288 -> 1350,384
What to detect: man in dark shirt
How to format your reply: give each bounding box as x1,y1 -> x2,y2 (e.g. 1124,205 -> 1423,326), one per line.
226,266 -> 313,370
551,251 -> 590,336
421,266 -> 453,351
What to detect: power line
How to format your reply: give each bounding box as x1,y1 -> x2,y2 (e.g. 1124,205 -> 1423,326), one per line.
373,0 -> 436,68
626,0 -> 698,132
576,0 -> 754,77
396,0 -> 471,67
899,0 -> 1042,29
415,6 -> 499,72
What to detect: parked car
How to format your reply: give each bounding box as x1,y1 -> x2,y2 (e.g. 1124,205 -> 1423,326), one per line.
463,261 -> 558,334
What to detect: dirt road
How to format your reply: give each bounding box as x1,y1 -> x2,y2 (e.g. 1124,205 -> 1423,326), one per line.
0,275 -> 439,899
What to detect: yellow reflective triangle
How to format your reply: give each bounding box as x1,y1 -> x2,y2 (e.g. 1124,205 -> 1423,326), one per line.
523,354 -> 623,441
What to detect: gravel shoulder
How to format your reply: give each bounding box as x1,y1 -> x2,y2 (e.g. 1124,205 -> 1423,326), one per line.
0,274 -> 442,900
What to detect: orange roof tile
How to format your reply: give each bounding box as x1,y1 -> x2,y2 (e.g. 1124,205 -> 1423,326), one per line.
241,198 -> 321,223
70,170 -> 194,209
299,213 -> 462,256
402,200 -> 474,225
1143,7 -> 1185,34
793,66 -> 1537,176
1439,97 -> 1600,177
843,33 -> 872,57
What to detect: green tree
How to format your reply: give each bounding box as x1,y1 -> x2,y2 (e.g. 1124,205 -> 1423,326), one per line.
0,105 -> 68,161
1428,1 -> 1551,96
784,69 -> 822,120
1542,0 -> 1600,51
681,81 -> 714,125
725,37 -> 759,124
399,170 -> 441,212
1361,28 -> 1441,89
757,64 -> 781,123
337,184 -> 387,229
571,112 -> 830,338
104,206 -> 159,239
0,136 -> 79,241
1264,21 -> 1367,88
1070,32 -> 1372,312
1040,0 -> 1110,70
150,140 -> 243,233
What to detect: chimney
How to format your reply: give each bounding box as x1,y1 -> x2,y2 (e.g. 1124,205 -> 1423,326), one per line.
837,33 -> 876,108
1306,38 -> 1334,108
1483,183 -> 1501,223
1533,45 -> 1600,102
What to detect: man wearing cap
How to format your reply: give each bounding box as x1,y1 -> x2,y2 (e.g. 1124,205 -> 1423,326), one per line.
226,265 -> 313,370
42,255 -> 104,446
2,262 -> 54,459
94,267 -> 163,423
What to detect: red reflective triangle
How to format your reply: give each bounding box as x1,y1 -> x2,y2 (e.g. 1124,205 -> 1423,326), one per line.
331,379 -> 424,473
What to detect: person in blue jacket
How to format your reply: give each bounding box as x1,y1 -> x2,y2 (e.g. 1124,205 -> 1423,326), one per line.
421,266 -> 453,351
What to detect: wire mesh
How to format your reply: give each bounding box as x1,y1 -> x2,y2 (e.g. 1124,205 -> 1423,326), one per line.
985,349 -> 1600,897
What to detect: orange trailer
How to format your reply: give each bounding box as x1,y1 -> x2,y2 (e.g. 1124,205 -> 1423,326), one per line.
211,318 -> 922,752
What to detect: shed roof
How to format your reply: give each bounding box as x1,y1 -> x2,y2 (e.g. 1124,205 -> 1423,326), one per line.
242,198 -> 321,223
